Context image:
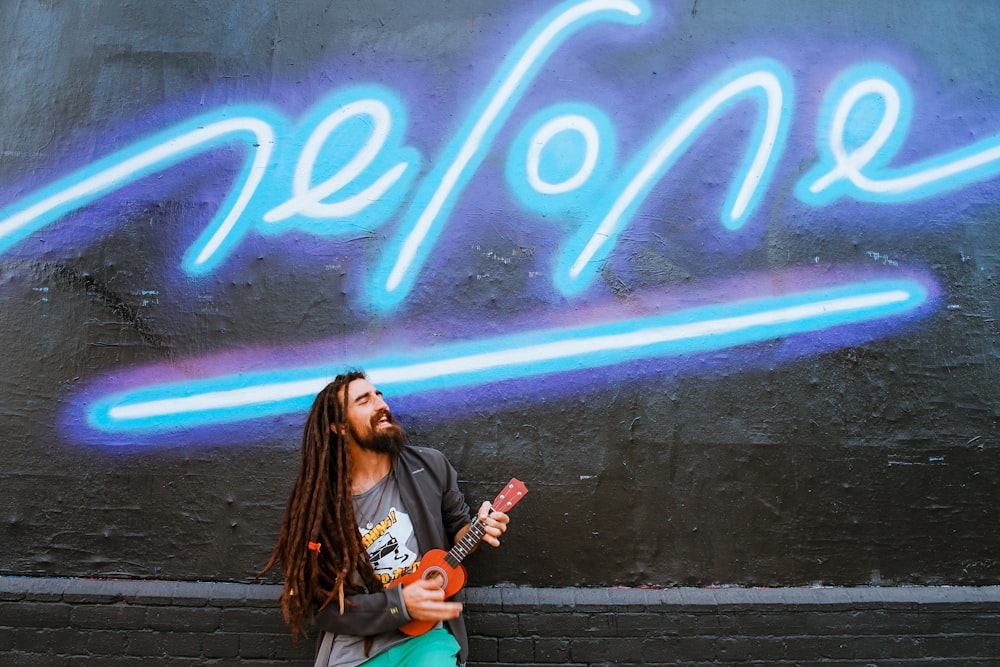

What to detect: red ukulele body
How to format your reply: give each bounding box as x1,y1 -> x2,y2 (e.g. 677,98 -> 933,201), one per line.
389,478 -> 527,636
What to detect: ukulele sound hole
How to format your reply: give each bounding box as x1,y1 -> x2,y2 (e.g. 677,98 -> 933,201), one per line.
422,565 -> 449,589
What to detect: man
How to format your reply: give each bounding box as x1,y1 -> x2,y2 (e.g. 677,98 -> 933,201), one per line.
261,370 -> 509,666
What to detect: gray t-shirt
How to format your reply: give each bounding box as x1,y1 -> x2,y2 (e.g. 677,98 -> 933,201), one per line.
328,473 -> 423,667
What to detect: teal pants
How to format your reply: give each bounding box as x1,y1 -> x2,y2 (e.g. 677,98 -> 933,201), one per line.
362,628 -> 460,667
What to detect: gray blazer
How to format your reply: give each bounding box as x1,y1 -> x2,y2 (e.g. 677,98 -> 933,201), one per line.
311,445 -> 473,664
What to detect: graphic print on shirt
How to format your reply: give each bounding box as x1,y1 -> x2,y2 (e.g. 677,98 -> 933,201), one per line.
360,506 -> 420,586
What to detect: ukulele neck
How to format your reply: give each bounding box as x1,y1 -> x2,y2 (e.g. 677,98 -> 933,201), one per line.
441,478 -> 527,569
445,519 -> 488,568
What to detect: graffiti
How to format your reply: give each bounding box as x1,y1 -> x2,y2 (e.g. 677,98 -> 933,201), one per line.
86,279 -> 928,433
371,0 -> 650,311
0,112 -> 279,274
553,58 -> 789,296
0,0 -> 992,442
798,63 -> 1000,205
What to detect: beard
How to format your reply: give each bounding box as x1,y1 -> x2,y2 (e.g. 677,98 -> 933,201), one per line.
350,409 -> 407,456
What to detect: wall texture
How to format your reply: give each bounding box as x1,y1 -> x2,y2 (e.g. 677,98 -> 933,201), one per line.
1,0 -> 999,662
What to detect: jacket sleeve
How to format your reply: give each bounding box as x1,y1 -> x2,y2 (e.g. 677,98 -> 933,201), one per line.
309,448 -> 472,639
310,585 -> 411,636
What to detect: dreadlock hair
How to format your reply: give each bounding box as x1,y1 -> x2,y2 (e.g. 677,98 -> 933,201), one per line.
259,370 -> 382,642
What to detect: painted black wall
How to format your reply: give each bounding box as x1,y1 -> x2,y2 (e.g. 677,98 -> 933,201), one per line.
1,0 -> 998,592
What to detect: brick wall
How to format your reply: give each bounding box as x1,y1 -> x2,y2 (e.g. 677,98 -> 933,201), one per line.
1,576 -> 998,665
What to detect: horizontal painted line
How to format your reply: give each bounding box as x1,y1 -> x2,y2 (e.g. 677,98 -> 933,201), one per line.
87,278 -> 927,434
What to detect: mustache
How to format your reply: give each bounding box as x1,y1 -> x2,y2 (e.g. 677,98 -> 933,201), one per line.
370,408 -> 396,427
354,408 -> 407,455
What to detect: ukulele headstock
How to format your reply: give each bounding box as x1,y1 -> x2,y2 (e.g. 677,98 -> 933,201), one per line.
491,478 -> 528,513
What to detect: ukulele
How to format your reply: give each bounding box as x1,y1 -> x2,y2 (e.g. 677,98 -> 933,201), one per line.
390,477 -> 528,636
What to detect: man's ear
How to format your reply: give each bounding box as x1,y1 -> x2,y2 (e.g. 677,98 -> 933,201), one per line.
331,423 -> 346,436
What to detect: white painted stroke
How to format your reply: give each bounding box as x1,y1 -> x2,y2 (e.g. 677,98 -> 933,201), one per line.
526,114 -> 601,194
809,77 -> 1000,197
569,69 -> 784,280
384,0 -> 643,293
105,286 -> 913,424
0,118 -> 276,268
262,98 -> 409,221
108,379 -> 325,421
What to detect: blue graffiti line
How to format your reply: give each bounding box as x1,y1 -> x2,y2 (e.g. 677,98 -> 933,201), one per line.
797,63 -> 1000,204
87,278 -> 927,437
0,88 -> 419,275
506,102 -> 617,218
554,58 -> 792,297
0,108 -> 281,275
258,85 -> 420,238
2,7 -> 999,315
367,0 -> 651,313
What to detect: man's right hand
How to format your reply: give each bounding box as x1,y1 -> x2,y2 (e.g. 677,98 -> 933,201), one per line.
400,576 -> 463,622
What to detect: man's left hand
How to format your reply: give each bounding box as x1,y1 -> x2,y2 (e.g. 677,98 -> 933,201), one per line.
477,501 -> 509,548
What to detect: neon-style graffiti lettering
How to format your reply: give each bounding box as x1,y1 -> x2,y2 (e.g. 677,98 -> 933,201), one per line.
0,87 -> 421,272
506,102 -> 617,217
526,114 -> 602,195
555,60 -> 791,296
260,86 -> 419,235
2,8 -> 999,288
0,110 -> 279,275
86,278 -> 927,435
798,63 -> 1000,204
0,1 -> 992,443
2,22 -> 997,293
368,0 -> 650,313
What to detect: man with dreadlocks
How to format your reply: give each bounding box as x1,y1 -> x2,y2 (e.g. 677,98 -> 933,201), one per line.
261,370 -> 509,667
